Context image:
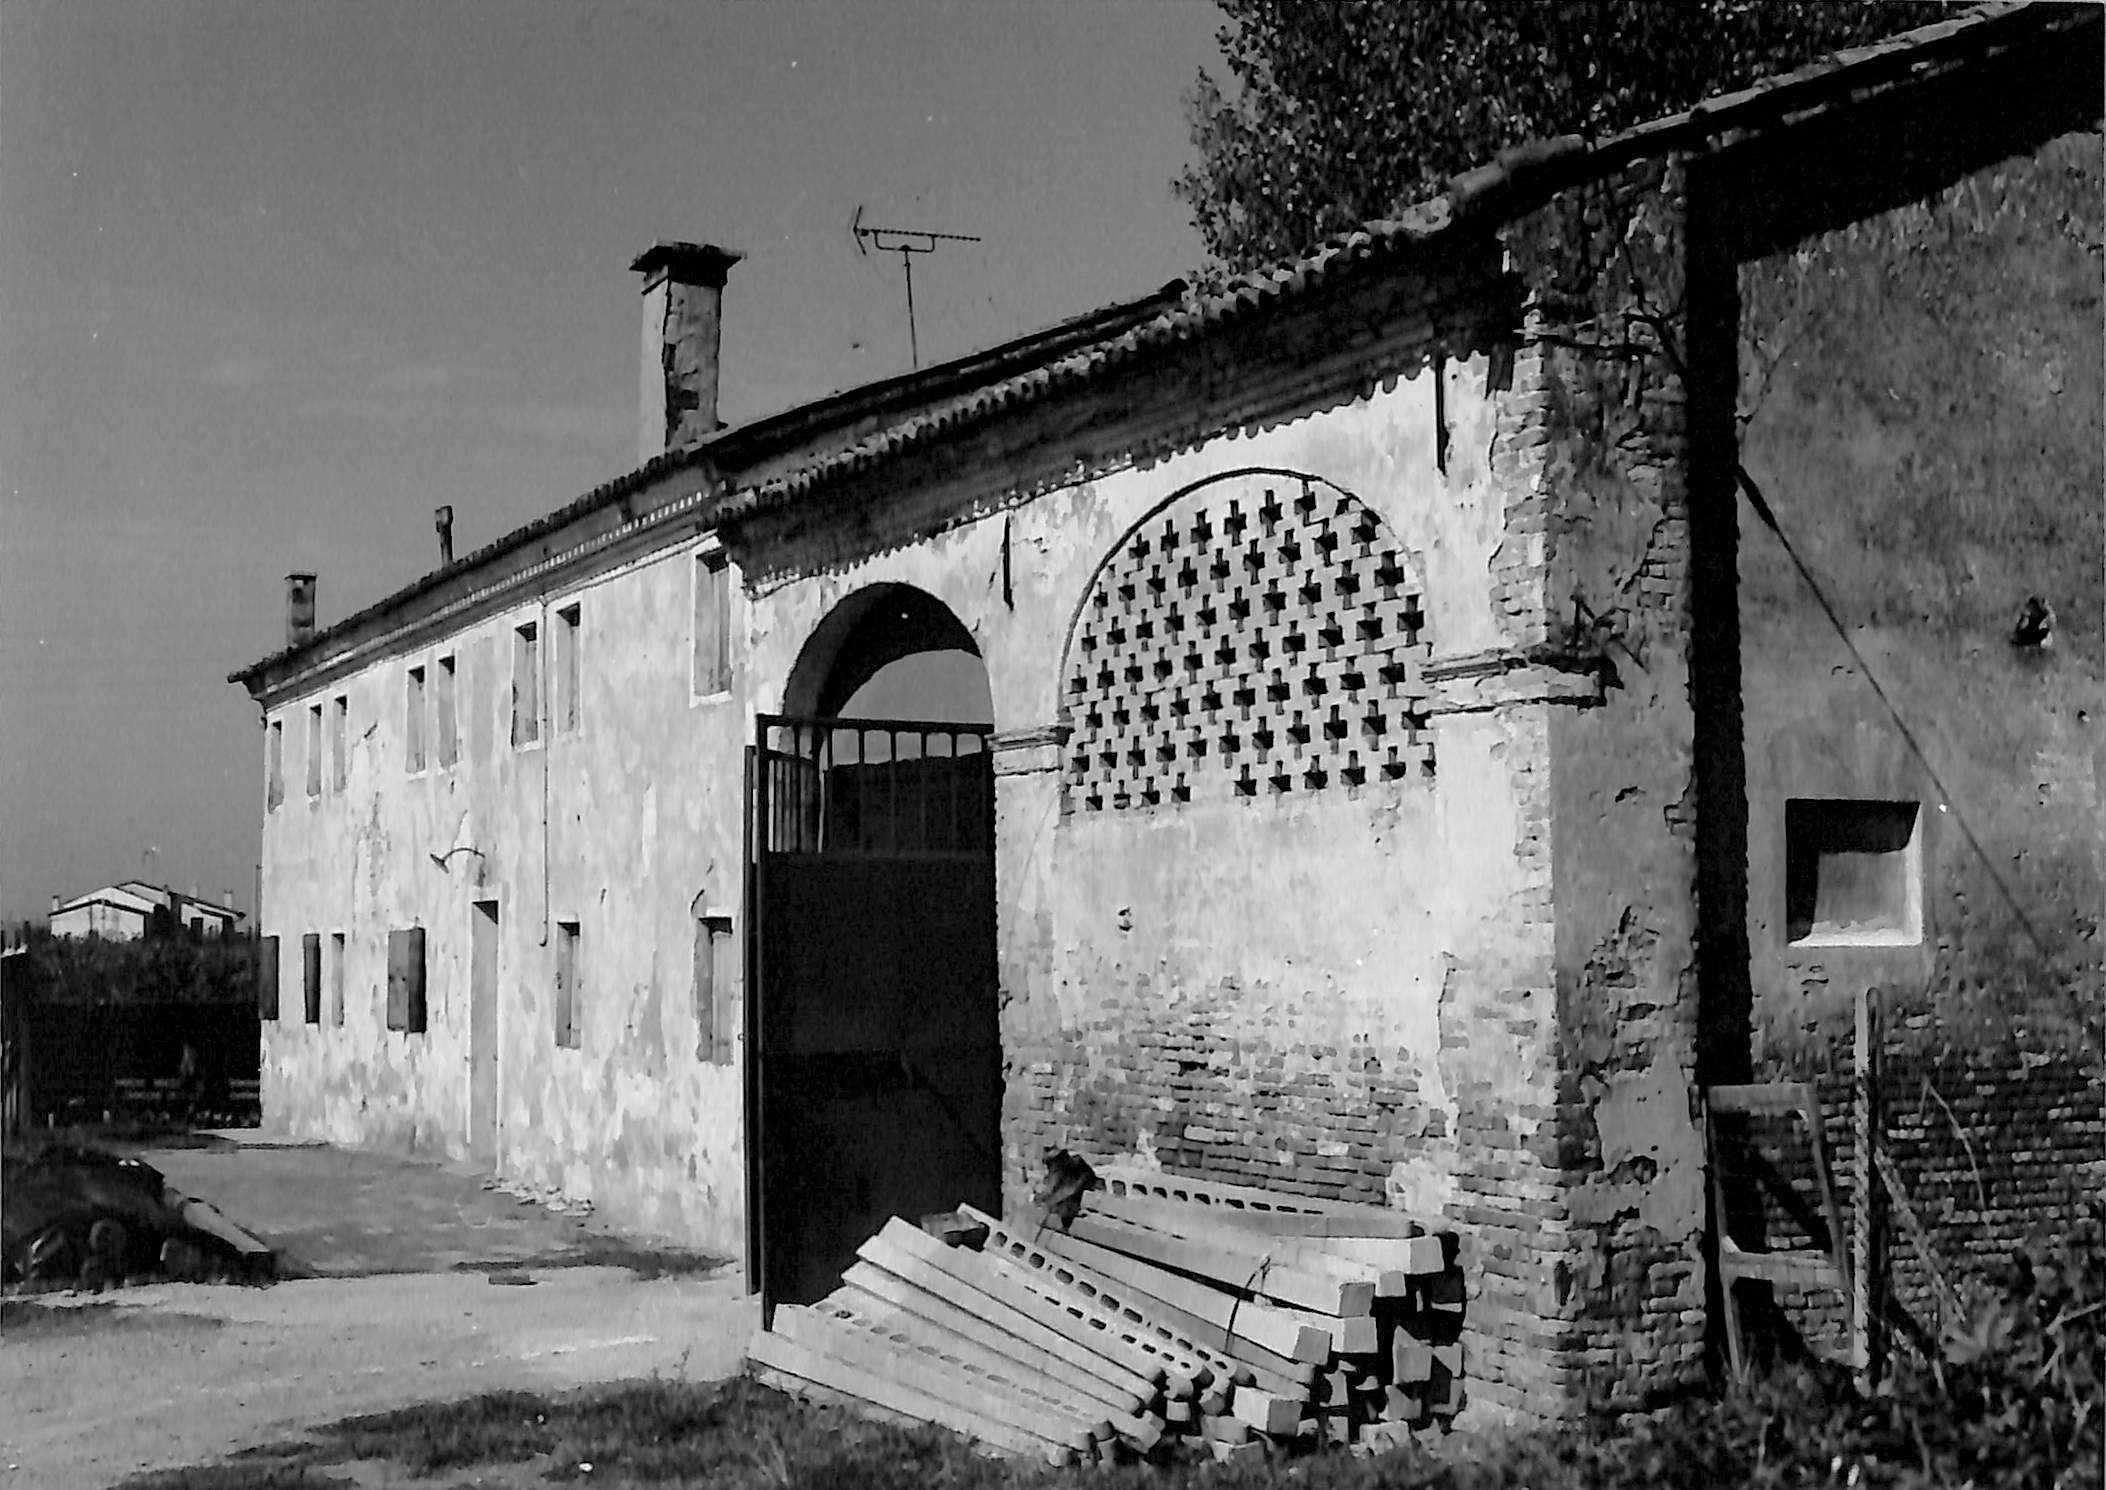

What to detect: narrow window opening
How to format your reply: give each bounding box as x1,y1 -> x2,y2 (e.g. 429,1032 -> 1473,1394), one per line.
693,551 -> 730,697
406,665 -> 428,772
266,721 -> 284,810
330,695 -> 348,791
512,622 -> 540,745
330,932 -> 346,1027
694,909 -> 736,1064
555,604 -> 581,735
436,655 -> 458,767
305,704 -> 322,798
555,919 -> 581,1048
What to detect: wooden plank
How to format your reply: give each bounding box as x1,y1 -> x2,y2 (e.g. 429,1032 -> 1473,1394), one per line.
1066,1213 -> 1374,1318
1230,1384 -> 1302,1438
747,1361 -> 1061,1464
838,1263 -> 1142,1419
960,1204 -> 1284,1388
988,1256 -> 1211,1397
770,1306 -> 1097,1452
1098,1167 -> 1438,1236
876,1220 -> 1174,1393
1717,1243 -> 1844,1289
814,1296 -> 1114,1434
963,1207 -> 1313,1396
1706,1081 -> 1815,1115
859,1232 -> 1159,1404
1084,1192 -> 1416,1289
746,1328 -> 1061,1460
1026,1223 -> 1329,1366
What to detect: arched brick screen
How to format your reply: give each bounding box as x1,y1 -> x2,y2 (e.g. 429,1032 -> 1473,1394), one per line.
1062,472 -> 1435,813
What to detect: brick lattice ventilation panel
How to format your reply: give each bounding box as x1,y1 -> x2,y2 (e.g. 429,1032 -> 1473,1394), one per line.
1063,474 -> 1433,814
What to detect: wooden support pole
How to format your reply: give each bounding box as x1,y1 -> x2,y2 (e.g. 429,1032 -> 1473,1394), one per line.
1851,984 -> 1883,1390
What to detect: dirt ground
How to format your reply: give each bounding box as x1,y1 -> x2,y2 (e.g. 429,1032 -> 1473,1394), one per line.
0,1134 -> 759,1490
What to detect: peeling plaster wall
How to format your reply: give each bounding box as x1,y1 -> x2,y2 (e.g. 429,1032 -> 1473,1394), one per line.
259,538 -> 751,1253
1735,134 -> 2106,1350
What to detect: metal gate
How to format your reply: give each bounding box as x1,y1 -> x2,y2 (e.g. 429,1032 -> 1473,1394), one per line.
745,714 -> 1001,1312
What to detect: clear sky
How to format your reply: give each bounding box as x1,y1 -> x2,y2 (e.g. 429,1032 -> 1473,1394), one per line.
0,0 -> 1227,921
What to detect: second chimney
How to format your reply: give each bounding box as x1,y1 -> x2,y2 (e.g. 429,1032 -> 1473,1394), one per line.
285,572 -> 318,650
633,241 -> 742,464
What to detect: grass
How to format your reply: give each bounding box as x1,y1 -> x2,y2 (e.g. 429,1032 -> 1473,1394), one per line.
452,1239 -> 728,1281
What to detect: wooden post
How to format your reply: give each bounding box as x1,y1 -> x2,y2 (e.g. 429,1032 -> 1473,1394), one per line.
1851,985 -> 1883,1390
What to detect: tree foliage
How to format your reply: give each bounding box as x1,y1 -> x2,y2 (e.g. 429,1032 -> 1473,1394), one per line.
1176,1 -> 1943,271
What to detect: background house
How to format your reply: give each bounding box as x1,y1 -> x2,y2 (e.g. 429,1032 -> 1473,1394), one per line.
49,881 -> 246,941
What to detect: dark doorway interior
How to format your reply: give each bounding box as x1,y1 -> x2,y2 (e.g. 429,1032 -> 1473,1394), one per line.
747,590 -> 1000,1312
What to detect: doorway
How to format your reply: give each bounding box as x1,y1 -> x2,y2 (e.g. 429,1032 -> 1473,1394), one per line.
746,585 -> 1001,1311
469,899 -> 500,1164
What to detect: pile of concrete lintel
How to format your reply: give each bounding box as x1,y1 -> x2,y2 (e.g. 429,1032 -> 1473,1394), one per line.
745,1166 -> 1466,1465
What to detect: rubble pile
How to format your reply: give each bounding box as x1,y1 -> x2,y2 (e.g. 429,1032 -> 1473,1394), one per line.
2,1146 -> 274,1291
746,1166 -> 1467,1464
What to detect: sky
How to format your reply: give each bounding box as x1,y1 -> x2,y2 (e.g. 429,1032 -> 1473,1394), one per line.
0,0 -> 1228,922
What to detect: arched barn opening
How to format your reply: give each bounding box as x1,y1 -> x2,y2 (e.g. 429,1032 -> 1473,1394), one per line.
746,583 -> 1000,1311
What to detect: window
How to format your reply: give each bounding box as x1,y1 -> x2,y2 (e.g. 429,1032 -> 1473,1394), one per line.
1785,799 -> 1922,947
512,622 -> 540,746
436,655 -> 458,767
406,665 -> 427,772
554,919 -> 581,1048
301,933 -> 322,1024
330,695 -> 348,791
694,550 -> 730,696
267,721 -> 284,810
386,928 -> 427,1033
305,705 -> 322,798
330,932 -> 346,1026
693,909 -> 736,1064
258,935 -> 281,1020
555,604 -> 581,735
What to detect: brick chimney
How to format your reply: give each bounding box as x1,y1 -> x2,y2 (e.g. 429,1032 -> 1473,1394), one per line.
633,241 -> 742,463
285,572 -> 317,649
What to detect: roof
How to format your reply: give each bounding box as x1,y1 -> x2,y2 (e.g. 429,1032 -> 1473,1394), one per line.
232,1 -> 2096,697
54,883 -> 243,921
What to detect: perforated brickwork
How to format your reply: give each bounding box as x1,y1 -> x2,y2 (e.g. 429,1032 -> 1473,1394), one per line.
1063,475 -> 1433,812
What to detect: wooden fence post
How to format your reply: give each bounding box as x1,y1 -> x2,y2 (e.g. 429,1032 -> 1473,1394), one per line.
1852,984 -> 1883,1390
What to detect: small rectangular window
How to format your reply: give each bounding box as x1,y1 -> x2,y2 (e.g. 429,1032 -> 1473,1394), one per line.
406,665 -> 428,772
267,721 -> 284,810
513,622 -> 540,746
258,934 -> 281,1020
436,655 -> 459,767
555,604 -> 581,735
555,919 -> 581,1048
694,911 -> 736,1064
1785,799 -> 1922,947
330,695 -> 348,791
330,932 -> 346,1027
301,932 -> 322,1024
305,705 -> 322,798
694,550 -> 730,696
386,927 -> 428,1033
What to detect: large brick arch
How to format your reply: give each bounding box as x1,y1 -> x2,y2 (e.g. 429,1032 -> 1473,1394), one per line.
1058,469 -> 1436,813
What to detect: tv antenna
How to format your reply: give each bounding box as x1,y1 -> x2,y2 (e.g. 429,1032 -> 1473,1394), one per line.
851,204 -> 981,368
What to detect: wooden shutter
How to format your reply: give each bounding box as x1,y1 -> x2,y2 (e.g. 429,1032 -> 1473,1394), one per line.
386,928 -> 427,1032
258,935 -> 280,1021
302,933 -> 322,1024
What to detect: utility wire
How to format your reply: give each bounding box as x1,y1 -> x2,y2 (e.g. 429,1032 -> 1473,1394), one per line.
1735,462 -> 2088,1041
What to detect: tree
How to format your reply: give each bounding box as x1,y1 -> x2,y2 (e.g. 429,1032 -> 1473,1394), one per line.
1175,1 -> 1941,272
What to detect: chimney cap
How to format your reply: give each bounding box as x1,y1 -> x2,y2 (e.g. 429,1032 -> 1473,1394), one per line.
286,570 -> 317,584
631,241 -> 742,287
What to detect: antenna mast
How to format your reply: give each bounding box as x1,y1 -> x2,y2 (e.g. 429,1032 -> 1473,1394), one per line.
851,206 -> 981,368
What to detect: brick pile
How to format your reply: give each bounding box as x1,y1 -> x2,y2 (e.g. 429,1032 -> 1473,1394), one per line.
745,1168 -> 1469,1463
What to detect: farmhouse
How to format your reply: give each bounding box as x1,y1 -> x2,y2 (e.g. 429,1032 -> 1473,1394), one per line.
231,4 -> 2101,1419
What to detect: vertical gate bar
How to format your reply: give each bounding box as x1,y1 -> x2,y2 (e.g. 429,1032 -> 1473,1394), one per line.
947,731 -> 959,851
743,734 -> 767,1310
